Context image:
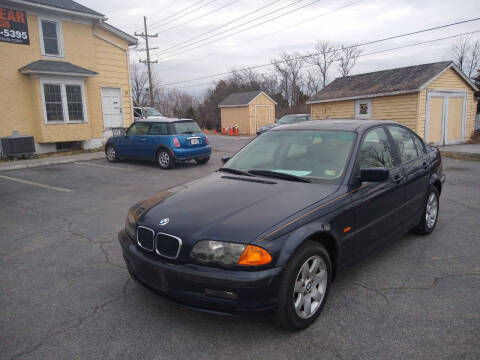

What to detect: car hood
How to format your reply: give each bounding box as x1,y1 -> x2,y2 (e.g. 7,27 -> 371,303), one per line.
132,172 -> 338,244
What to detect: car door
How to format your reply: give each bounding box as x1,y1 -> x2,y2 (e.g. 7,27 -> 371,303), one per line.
386,126 -> 430,227
117,122 -> 151,159
350,126 -> 406,256
147,122 -> 170,161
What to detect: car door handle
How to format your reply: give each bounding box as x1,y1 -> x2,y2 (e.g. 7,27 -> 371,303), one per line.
393,174 -> 405,184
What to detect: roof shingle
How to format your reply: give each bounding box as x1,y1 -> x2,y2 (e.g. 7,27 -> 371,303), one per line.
308,61 -> 454,103
20,0 -> 103,17
19,60 -> 98,76
219,90 -> 264,107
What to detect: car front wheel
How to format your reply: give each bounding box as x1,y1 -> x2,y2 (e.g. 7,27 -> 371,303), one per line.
105,144 -> 119,163
274,241 -> 331,330
156,149 -> 175,169
414,186 -> 440,235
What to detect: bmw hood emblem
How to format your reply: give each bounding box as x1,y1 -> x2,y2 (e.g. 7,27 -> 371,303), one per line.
159,218 -> 169,226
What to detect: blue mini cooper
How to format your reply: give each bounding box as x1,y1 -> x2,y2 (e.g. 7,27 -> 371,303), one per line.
105,118 -> 211,169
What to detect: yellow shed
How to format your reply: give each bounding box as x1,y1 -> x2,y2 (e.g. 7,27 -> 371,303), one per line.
307,61 -> 479,145
219,91 -> 277,135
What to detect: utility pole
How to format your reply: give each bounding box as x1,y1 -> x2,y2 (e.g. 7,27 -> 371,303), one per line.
135,16 -> 158,107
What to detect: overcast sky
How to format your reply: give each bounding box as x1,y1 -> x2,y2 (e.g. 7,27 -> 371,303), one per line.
82,0 -> 479,95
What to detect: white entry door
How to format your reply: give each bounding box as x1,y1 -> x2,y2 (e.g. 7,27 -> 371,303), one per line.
101,87 -> 123,129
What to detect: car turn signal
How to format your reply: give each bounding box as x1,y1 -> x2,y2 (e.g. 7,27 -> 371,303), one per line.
173,137 -> 180,147
238,245 -> 272,266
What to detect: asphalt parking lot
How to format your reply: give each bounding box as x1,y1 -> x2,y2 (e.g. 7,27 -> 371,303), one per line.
1,136 -> 479,360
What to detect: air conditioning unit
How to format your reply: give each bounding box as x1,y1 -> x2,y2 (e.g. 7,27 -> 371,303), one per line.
1,134 -> 35,158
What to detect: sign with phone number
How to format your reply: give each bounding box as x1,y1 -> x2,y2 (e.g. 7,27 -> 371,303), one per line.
0,7 -> 29,45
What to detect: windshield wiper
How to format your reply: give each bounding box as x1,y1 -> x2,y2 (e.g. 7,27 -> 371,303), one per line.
180,131 -> 194,134
218,168 -> 254,177
248,170 -> 311,183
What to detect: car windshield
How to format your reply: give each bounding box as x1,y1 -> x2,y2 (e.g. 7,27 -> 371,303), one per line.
277,115 -> 299,124
223,130 -> 356,182
144,108 -> 162,117
173,120 -> 202,134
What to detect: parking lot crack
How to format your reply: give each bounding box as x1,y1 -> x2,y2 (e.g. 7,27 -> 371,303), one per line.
445,197 -> 479,213
99,241 -> 125,270
8,278 -> 130,360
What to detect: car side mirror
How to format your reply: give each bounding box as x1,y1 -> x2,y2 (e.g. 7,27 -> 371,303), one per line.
360,167 -> 390,182
221,156 -> 230,164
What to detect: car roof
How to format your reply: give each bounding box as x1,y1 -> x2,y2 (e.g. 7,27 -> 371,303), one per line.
136,118 -> 196,123
271,119 -> 401,132
281,114 -> 309,117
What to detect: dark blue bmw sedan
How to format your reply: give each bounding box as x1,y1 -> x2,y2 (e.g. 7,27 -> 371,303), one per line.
105,118 -> 211,169
119,119 -> 444,329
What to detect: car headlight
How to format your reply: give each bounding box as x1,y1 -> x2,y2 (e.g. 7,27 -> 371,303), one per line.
190,240 -> 272,266
125,212 -> 136,240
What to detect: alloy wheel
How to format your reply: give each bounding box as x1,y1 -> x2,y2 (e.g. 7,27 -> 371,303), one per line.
106,146 -> 116,161
158,152 -> 170,168
293,255 -> 328,319
425,192 -> 438,229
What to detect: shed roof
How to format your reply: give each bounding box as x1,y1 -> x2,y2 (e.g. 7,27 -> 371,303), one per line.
219,90 -> 277,107
307,61 -> 479,104
19,60 -> 98,76
12,0 -> 104,17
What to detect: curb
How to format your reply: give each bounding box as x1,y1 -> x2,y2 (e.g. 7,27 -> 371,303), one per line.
0,152 -> 105,172
440,150 -> 480,162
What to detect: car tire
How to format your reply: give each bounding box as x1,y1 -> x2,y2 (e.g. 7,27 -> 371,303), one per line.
156,149 -> 175,169
414,186 -> 440,235
274,241 -> 332,330
195,156 -> 210,165
105,144 -> 119,163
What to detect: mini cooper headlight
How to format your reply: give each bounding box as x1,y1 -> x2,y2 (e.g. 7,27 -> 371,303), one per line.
125,212 -> 136,240
190,241 -> 272,266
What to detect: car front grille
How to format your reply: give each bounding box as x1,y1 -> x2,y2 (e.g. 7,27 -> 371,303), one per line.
156,233 -> 182,259
137,226 -> 155,251
136,226 -> 182,259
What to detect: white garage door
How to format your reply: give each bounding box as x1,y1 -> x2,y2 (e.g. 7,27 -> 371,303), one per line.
101,87 -> 123,129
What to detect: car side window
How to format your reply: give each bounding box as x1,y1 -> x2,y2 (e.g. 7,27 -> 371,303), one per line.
133,108 -> 142,118
127,122 -> 149,136
149,122 -> 169,135
358,128 -> 394,169
388,126 -> 419,163
412,134 -> 426,155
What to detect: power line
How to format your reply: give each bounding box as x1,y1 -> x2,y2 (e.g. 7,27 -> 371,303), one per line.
149,0 -> 284,56
167,29 -> 480,89
153,0 -> 313,58
158,0 -> 363,71
148,0 -> 221,31
153,0 -> 239,35
133,0 -> 207,33
157,17 -> 480,86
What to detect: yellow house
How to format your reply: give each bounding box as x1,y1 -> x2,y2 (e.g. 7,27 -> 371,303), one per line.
0,0 -> 137,153
219,91 -> 277,135
307,61 -> 479,145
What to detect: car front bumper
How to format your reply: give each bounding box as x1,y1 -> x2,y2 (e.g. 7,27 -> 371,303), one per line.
118,230 -> 283,314
172,146 -> 211,161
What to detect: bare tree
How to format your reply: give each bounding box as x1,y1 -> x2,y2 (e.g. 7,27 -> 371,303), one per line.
308,40 -> 339,88
130,63 -> 149,106
272,52 -> 306,107
304,69 -> 322,96
337,44 -> 362,77
449,36 -> 480,77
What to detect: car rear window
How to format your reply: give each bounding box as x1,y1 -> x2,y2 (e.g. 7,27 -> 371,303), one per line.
173,121 -> 201,134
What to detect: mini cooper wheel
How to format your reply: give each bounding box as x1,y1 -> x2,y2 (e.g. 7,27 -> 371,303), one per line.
414,186 -> 440,235
105,144 -> 119,163
274,241 -> 331,330
156,149 -> 175,169
195,156 -> 210,165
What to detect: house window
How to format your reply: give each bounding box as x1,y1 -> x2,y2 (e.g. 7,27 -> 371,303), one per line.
41,80 -> 87,123
355,99 -> 372,119
39,19 -> 63,57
